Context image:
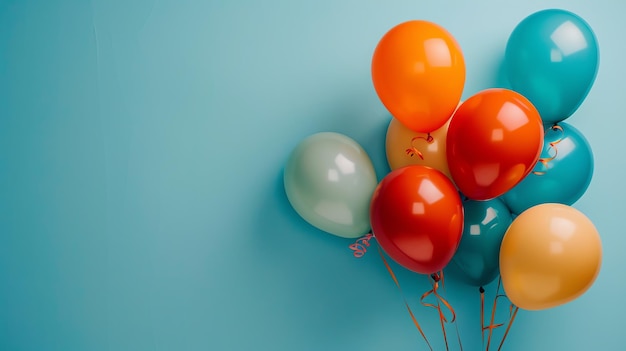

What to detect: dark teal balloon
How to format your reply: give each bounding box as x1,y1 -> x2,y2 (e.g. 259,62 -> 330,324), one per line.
506,9 -> 599,124
502,122 -> 593,214
450,198 -> 512,287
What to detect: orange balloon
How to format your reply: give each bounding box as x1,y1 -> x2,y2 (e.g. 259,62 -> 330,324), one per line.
499,203 -> 602,311
372,20 -> 465,133
385,117 -> 452,179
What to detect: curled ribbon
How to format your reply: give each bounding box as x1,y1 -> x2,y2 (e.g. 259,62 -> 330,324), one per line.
533,124 -> 564,175
406,133 -> 434,160
420,271 -> 457,351
439,271 -> 464,351
348,233 -> 374,257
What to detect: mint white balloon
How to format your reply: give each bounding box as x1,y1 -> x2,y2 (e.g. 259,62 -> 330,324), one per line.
284,132 -> 378,238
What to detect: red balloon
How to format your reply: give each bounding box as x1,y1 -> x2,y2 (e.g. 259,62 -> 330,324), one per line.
446,89 -> 544,200
370,166 -> 464,274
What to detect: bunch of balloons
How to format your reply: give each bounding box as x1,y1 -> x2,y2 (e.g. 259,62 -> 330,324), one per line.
284,9 -> 602,312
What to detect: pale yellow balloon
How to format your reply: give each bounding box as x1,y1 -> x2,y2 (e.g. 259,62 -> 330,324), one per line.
385,117 -> 451,179
499,203 -> 602,311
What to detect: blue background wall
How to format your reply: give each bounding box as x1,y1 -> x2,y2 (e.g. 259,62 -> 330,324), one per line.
0,0 -> 623,350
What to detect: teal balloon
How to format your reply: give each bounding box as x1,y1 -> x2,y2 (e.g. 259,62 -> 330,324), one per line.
505,9 -> 599,124
284,132 -> 378,238
502,122 -> 593,214
451,198 -> 512,287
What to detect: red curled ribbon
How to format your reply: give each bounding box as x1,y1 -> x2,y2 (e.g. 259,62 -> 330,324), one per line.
349,233 -> 374,257
406,133 -> 434,160
533,124 -> 564,175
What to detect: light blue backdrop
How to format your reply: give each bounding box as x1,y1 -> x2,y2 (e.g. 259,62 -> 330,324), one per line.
0,0 -> 623,350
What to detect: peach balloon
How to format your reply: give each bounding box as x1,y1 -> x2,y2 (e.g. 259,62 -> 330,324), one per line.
499,203 -> 602,310
385,117 -> 451,180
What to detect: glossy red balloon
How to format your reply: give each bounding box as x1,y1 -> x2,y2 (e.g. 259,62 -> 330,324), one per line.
446,89 -> 544,200
370,166 -> 464,274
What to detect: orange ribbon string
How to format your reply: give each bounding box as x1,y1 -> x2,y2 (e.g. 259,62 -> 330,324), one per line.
420,271 -> 458,351
377,247 -> 433,351
440,271 -> 464,351
533,124 -> 564,175
480,286 -> 485,349
349,233 -> 374,257
454,308 -> 464,351
485,278 -> 505,351
406,133 -> 434,160
497,306 -> 519,351
420,272 -> 457,323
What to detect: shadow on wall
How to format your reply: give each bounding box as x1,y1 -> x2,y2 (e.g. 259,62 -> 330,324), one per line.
466,50 -> 511,97
491,55 -> 510,90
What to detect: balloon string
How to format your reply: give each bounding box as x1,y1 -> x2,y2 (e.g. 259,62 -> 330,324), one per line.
406,133 -> 434,160
349,233 -> 374,257
485,277 -> 505,351
497,306 -> 519,351
532,124 -> 564,175
454,308 -> 463,351
377,247 -> 433,351
440,270 -> 464,351
420,271 -> 458,351
480,286 -> 485,349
